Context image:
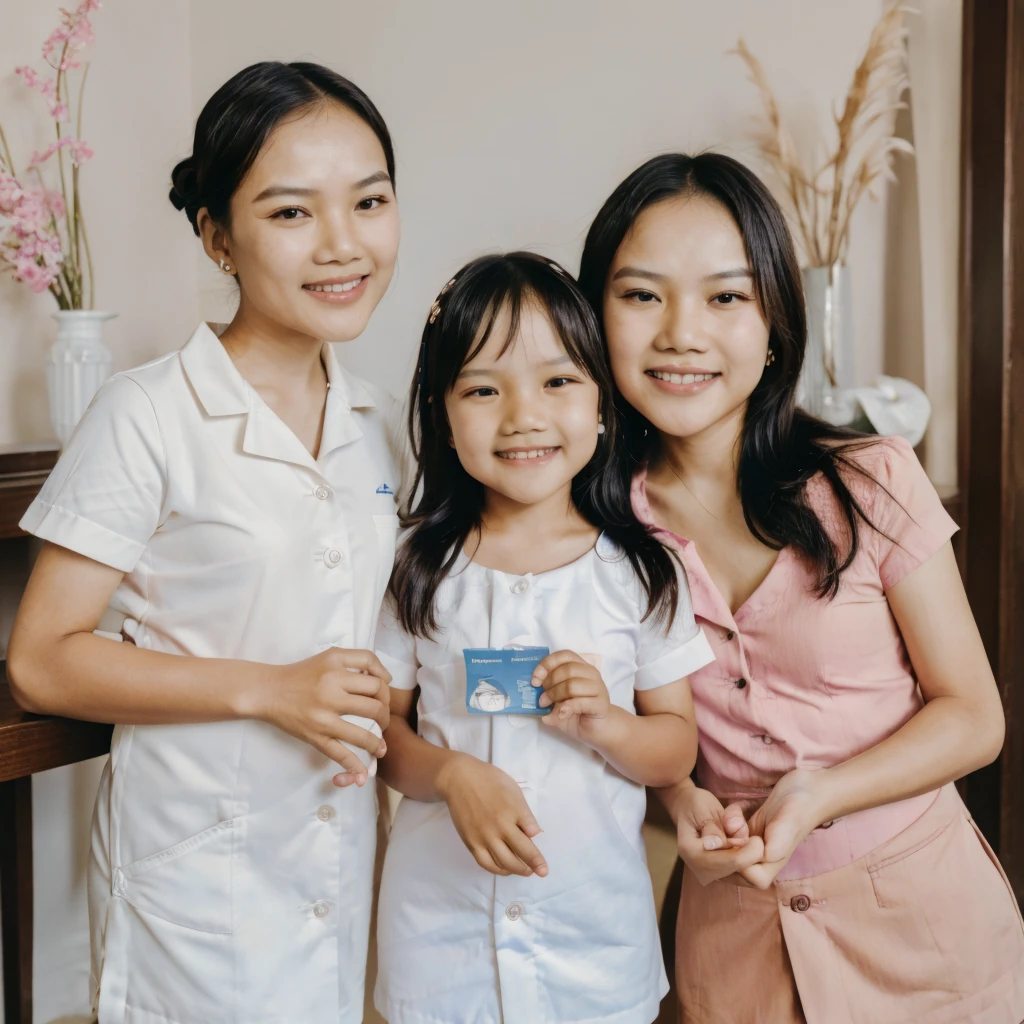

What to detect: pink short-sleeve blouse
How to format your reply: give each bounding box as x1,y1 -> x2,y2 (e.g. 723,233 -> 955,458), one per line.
632,436 -> 959,879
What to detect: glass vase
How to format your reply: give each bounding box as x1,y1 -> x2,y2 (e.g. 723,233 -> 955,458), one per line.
799,264 -> 855,424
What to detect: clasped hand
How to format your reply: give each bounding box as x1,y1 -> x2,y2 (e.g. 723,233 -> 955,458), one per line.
675,768 -> 834,889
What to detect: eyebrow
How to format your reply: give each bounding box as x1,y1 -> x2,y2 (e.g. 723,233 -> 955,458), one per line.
252,185 -> 317,203
611,266 -> 668,283
251,171 -> 392,204
611,265 -> 753,283
703,267 -> 753,282
456,355 -> 572,380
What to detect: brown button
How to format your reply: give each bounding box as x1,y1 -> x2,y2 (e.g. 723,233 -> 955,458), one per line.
725,630 -> 736,641
790,894 -> 811,913
819,819 -> 835,829
735,678 -> 747,689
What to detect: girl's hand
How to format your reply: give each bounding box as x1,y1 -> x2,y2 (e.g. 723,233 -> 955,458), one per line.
672,780 -> 765,886
436,753 -> 549,878
531,650 -> 611,745
729,768 -> 833,889
250,648 -> 392,787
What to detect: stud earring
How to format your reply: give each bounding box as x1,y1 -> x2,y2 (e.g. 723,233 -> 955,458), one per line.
597,413 -> 605,436
219,258 -> 233,275
765,348 -> 776,367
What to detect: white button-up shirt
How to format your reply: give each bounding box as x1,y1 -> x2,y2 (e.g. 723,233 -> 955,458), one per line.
373,537 -> 715,1024
21,323 -> 404,1024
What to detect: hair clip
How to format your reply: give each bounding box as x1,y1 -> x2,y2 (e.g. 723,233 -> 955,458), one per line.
428,277 -> 458,325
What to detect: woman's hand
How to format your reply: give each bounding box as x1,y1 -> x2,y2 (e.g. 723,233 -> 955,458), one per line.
249,647 -> 392,787
725,768 -> 832,889
531,650 -> 611,745
670,779 -> 765,886
436,754 -> 549,878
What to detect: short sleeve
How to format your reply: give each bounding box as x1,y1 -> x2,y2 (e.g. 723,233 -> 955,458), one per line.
20,374 -> 167,573
374,596 -> 419,689
864,437 -> 958,590
634,563 -> 716,690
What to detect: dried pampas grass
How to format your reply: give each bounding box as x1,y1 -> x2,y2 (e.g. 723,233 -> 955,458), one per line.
733,2 -> 914,267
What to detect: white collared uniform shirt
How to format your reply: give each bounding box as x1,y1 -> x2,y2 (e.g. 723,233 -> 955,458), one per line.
373,537 -> 715,1024
20,323 -> 404,1024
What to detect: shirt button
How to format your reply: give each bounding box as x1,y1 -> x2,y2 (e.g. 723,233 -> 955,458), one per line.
819,819 -> 835,829
505,901 -> 523,922
324,548 -> 343,568
725,630 -> 736,641
762,735 -> 774,745
510,579 -> 529,595
317,805 -> 334,822
735,678 -> 747,689
313,901 -> 330,918
790,894 -> 811,913
314,485 -> 331,501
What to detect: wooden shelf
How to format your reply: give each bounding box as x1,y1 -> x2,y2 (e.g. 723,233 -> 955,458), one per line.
0,662 -> 112,784
0,445 -> 59,540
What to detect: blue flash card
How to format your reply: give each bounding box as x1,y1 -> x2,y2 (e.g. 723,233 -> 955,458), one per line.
463,647 -> 551,715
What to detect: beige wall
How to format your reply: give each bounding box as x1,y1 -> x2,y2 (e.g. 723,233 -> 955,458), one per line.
0,1 -> 957,1020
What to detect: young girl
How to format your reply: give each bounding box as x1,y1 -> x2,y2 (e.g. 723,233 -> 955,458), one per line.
578,152 -> 1024,1023
373,252 -> 714,1024
9,63 -> 401,1024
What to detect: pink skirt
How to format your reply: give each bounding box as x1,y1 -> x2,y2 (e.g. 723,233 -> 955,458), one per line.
676,785 -> 1024,1024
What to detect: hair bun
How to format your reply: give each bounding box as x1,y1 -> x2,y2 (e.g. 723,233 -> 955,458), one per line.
169,156 -> 201,235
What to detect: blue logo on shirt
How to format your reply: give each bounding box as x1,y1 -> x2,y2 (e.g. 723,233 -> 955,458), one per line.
376,483 -> 395,495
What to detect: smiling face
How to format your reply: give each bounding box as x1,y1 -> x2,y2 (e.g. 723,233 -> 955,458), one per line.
444,300 -> 601,510
603,194 -> 770,443
198,100 -> 400,344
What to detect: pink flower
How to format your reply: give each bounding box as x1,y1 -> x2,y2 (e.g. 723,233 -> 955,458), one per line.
42,1 -> 102,71
14,257 -> 58,293
45,188 -> 66,219
29,136 -> 93,168
15,64 -> 70,121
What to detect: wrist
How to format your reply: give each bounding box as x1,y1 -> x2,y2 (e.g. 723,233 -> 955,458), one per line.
435,750 -> 471,801
577,703 -> 626,753
803,766 -> 842,827
657,775 -> 696,825
230,660 -> 278,721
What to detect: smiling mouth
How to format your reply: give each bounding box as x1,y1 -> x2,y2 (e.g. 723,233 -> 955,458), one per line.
647,370 -> 720,384
303,277 -> 366,294
495,447 -> 560,460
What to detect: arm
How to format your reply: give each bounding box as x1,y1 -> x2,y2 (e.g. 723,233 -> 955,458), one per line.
8,542 -> 391,784
807,541 -> 1001,814
530,650 -> 696,787
732,542 -> 1004,887
379,687 -> 549,878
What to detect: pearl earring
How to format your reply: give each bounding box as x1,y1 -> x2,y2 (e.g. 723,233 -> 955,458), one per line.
219,258 -> 233,275
765,348 -> 776,367
597,413 -> 605,436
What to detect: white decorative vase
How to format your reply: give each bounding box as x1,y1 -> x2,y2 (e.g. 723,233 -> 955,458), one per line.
46,310 -> 116,445
799,264 -> 855,424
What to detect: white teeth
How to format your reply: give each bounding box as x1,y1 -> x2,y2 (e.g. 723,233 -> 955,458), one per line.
649,370 -> 717,384
308,279 -> 362,293
496,447 -> 558,460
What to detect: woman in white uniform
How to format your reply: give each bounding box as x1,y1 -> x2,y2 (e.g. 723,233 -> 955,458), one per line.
8,62 -> 403,1024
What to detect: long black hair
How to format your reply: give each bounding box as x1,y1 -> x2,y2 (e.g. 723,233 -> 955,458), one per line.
169,61 -> 394,233
578,153 -> 883,599
391,251 -> 681,638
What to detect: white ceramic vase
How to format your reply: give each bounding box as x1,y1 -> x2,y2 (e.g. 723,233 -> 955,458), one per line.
46,310 -> 116,445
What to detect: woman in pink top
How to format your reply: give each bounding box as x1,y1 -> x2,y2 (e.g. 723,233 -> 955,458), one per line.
578,153 -> 1024,1024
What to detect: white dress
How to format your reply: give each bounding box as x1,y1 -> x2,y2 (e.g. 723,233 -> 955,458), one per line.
373,536 -> 715,1024
21,323 -> 404,1024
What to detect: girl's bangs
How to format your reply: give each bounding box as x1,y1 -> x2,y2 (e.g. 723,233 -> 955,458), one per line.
449,276 -> 601,391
